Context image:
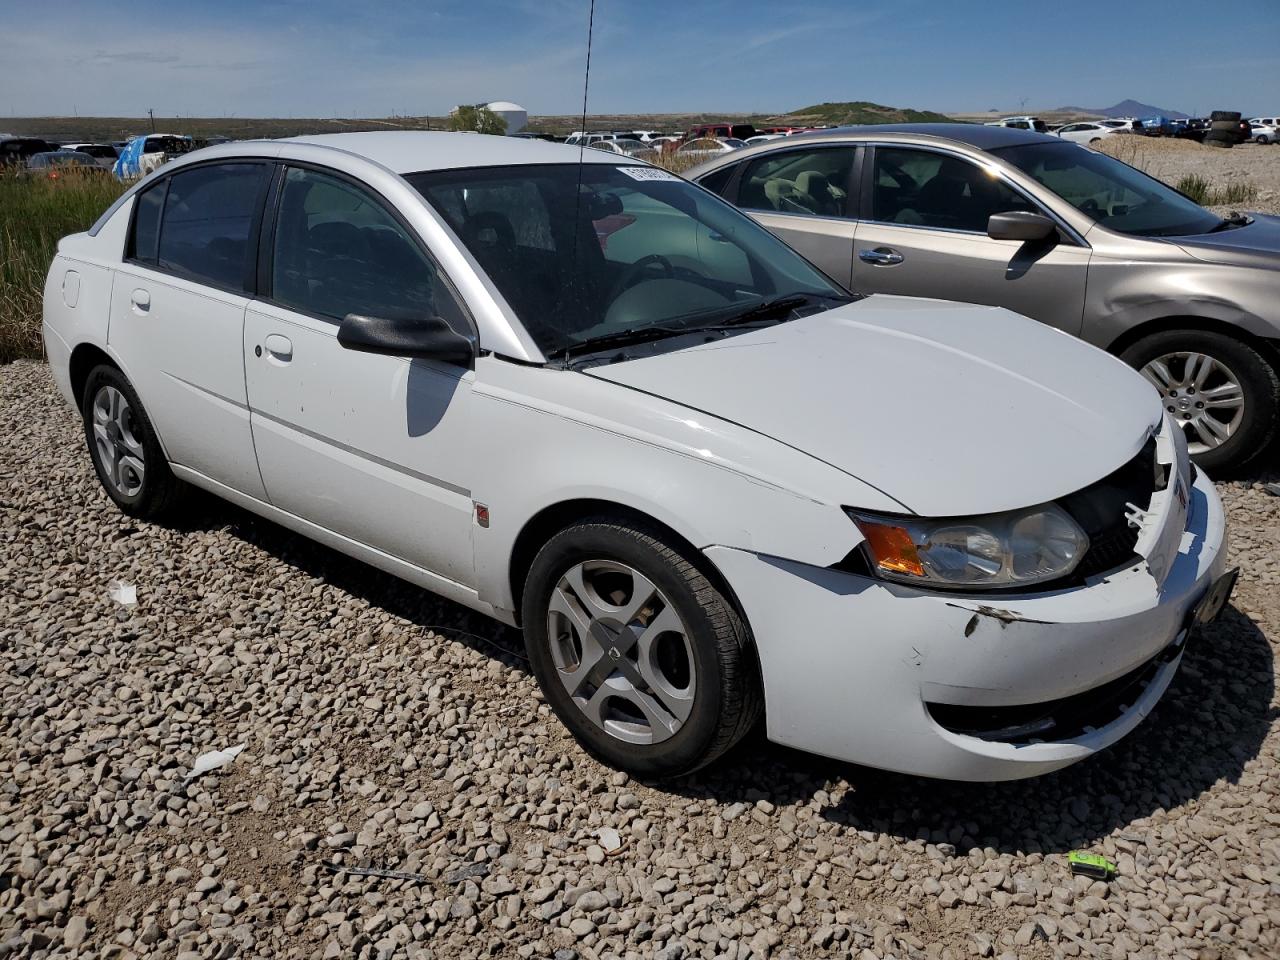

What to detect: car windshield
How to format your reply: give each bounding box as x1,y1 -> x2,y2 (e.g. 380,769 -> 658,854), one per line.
407,163 -> 847,356
991,140 -> 1222,237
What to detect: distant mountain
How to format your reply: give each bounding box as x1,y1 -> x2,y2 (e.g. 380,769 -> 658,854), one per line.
1058,99 -> 1189,119
771,101 -> 957,126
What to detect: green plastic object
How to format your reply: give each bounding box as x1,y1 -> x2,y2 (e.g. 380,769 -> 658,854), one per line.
1067,850 -> 1116,880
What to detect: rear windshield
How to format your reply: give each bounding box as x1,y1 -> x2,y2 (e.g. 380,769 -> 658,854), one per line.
406,163 -> 843,355
991,140 -> 1221,237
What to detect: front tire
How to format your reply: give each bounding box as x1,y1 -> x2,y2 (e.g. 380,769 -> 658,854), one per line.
82,365 -> 187,519
521,518 -> 761,778
1121,330 -> 1280,472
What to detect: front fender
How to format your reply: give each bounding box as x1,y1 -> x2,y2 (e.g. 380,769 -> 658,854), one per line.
468,359 -> 901,614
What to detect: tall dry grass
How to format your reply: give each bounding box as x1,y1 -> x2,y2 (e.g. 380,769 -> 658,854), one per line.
0,167 -> 127,363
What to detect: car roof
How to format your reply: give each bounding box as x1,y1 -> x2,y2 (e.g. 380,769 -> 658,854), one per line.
788,122 -> 1061,149
280,131 -> 624,173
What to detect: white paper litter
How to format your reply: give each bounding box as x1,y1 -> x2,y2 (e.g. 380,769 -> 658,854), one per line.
597,827 -> 623,853
108,580 -> 137,607
185,744 -> 245,782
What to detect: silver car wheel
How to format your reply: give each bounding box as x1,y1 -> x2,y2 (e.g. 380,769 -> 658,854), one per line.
1141,351 -> 1245,454
91,385 -> 146,497
546,560 -> 696,746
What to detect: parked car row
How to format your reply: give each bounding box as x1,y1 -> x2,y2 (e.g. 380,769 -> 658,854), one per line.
43,129 -> 1250,785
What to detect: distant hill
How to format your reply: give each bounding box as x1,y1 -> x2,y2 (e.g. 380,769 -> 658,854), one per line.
1058,99 -> 1189,119
769,101 -> 957,126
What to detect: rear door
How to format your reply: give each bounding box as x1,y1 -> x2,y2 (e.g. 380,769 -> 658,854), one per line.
727,144 -> 860,288
851,144 -> 1091,335
107,160 -> 272,497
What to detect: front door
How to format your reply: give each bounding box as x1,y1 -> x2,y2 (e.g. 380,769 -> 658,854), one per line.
243,166 -> 477,585
107,161 -> 272,498
852,145 -> 1091,335
736,145 -> 859,288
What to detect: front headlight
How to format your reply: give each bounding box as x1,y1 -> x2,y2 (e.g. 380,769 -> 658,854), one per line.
846,503 -> 1090,590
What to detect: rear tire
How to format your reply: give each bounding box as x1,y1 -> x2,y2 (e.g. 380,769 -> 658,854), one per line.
521,518 -> 761,778
1121,330 -> 1280,473
82,365 -> 187,520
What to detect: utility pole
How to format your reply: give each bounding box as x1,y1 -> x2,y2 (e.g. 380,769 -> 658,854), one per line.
148,108 -> 156,132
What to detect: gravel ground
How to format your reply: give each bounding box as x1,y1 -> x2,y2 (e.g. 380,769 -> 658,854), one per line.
1097,137 -> 1280,217
2,359 -> 1279,960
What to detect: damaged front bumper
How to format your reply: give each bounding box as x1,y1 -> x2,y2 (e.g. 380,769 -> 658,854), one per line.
705,464 -> 1228,781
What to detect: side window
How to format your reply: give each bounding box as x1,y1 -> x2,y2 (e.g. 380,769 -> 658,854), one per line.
872,148 -> 1035,233
695,163 -> 737,199
156,163 -> 268,290
738,147 -> 854,217
128,179 -> 167,263
270,167 -> 468,332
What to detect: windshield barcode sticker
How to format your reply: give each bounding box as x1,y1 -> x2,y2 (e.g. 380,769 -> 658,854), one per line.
618,166 -> 680,182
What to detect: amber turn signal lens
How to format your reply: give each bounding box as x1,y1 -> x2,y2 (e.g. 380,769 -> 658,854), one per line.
857,520 -> 925,577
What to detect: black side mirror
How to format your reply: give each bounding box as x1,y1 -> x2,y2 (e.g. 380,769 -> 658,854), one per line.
337,313 -> 474,366
987,211 -> 1057,242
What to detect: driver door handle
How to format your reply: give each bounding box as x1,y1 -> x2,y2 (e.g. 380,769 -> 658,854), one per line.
859,247 -> 905,266
263,334 -> 293,362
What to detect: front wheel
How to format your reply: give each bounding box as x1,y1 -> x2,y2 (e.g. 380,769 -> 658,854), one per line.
1121,330 -> 1280,472
521,519 -> 761,778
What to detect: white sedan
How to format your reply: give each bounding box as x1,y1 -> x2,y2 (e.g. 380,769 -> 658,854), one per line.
1055,122 -> 1117,145
44,132 -> 1231,781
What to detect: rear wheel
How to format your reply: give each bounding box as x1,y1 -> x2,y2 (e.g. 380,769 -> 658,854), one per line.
521,518 -> 761,778
82,365 -> 187,519
1121,330 -> 1279,472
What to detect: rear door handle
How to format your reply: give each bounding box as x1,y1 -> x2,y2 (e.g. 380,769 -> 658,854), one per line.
859,247 -> 905,266
130,288 -> 151,312
263,334 -> 293,362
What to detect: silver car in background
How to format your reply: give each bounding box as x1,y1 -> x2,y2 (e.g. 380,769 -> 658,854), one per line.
688,124 -> 1280,471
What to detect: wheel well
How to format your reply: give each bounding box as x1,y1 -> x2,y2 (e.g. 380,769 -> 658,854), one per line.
68,343 -> 115,411
507,498 -> 749,634
1104,317 -> 1280,367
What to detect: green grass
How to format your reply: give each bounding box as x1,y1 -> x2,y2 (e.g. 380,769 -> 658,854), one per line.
0,168 -> 127,363
1176,173 -> 1258,207
772,101 -> 958,127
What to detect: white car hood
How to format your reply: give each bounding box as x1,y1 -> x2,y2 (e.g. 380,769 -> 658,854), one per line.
585,296 -> 1161,516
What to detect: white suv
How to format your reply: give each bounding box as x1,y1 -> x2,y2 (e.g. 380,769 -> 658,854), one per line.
43,132 -> 1231,781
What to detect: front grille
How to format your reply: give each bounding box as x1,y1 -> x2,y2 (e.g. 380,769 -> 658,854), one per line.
928,636 -> 1182,744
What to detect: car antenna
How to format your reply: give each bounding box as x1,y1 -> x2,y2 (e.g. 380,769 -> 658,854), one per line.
563,0 -> 597,355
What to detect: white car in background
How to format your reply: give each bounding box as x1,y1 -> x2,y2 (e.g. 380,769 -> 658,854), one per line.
744,134 -> 786,146
1054,122 -> 1117,145
1100,118 -> 1144,134
1247,121 -> 1278,144
43,132 -> 1232,782
676,137 -> 747,161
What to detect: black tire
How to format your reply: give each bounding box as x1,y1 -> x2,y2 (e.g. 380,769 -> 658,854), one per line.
521,518 -> 762,778
1256,135 -> 1271,145
1120,330 -> 1280,473
1210,110 -> 1241,123
81,364 -> 187,520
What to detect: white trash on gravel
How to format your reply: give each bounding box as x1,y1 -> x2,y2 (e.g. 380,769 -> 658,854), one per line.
107,579 -> 137,607
184,744 -> 245,782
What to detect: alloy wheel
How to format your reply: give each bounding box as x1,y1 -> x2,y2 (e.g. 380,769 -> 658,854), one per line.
1140,351 -> 1245,454
546,560 -> 696,745
91,385 -> 146,497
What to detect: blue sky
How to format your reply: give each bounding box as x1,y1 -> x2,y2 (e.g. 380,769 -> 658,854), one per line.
2,0 -> 1277,117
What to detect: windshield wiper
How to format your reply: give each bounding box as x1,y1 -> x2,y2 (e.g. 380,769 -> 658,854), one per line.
1210,211 -> 1252,232
556,324 -> 700,359
701,292 -> 849,330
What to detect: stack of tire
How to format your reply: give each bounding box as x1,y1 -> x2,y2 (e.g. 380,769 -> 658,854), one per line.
1205,111 -> 1242,148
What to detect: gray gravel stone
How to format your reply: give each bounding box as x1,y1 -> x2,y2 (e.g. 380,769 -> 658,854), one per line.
1,359 -> 1278,960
